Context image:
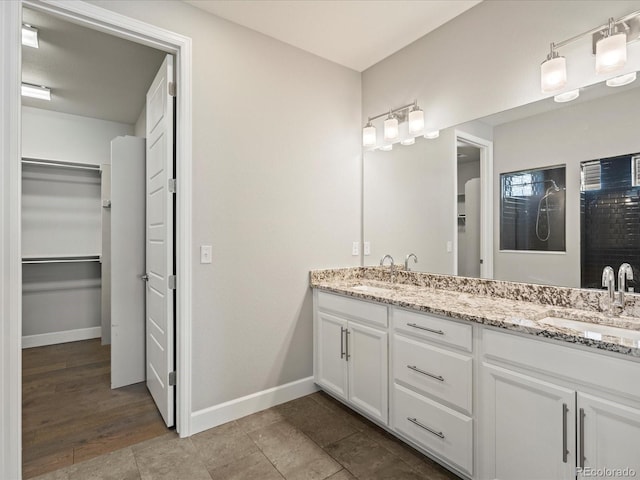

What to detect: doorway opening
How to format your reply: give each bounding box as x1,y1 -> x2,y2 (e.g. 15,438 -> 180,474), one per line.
19,5 -> 181,478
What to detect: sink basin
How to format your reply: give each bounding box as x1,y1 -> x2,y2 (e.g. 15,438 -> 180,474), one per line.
540,316 -> 640,342
351,284 -> 395,295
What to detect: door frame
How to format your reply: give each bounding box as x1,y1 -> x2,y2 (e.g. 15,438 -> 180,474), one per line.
0,1 -> 193,477
453,130 -> 494,279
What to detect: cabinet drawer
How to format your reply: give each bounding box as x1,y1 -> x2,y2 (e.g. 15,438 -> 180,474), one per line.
393,384 -> 473,475
317,291 -> 388,328
393,334 -> 472,414
394,308 -> 472,352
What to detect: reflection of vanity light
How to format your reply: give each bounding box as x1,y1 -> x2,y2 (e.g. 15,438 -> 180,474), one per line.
606,71 -> 637,87
399,121 -> 415,145
554,89 -> 580,103
424,130 -> 440,139
380,144 -> 393,151
362,121 -> 376,147
585,330 -> 602,341
408,105 -> 424,134
400,137 -> 415,146
383,113 -> 399,141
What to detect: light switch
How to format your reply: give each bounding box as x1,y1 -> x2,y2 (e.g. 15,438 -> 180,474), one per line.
200,245 -> 212,264
364,242 -> 371,256
446,241 -> 453,253
352,241 -> 360,256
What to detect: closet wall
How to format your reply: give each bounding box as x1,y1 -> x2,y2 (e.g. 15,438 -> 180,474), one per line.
22,106 -> 133,348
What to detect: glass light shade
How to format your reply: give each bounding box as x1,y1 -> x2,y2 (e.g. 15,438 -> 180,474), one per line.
362,124 -> 376,147
380,144 -> 393,151
383,117 -> 399,141
606,71 -> 636,87
424,130 -> 440,140
399,121 -> 415,146
22,25 -> 39,48
553,89 -> 579,103
540,56 -> 567,93
595,33 -> 627,74
21,83 -> 51,101
408,108 -> 424,134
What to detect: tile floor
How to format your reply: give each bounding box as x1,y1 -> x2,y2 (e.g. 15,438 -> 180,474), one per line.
31,391 -> 462,480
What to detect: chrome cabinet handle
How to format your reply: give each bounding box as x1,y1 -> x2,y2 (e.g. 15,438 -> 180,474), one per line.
562,403 -> 569,463
579,408 -> 586,468
407,417 -> 445,439
140,274 -> 149,282
340,327 -> 345,359
345,329 -> 351,360
407,365 -> 444,382
406,323 -> 444,335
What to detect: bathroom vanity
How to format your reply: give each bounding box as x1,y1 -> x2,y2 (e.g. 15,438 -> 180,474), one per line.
311,267 -> 640,480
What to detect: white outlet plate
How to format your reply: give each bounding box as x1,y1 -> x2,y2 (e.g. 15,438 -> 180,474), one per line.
200,245 -> 212,264
352,241 -> 360,256
364,242 -> 371,255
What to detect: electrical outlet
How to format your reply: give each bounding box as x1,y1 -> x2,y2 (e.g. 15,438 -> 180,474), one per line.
364,242 -> 371,255
200,245 -> 212,264
352,241 -> 360,256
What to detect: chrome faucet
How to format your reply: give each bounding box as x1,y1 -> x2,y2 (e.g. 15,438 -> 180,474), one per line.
602,266 -> 615,313
616,263 -> 634,310
405,253 -> 418,271
380,254 -> 395,282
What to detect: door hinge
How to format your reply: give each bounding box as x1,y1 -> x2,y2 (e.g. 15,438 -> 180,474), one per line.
168,275 -> 177,290
168,178 -> 177,193
168,81 -> 176,97
169,371 -> 176,386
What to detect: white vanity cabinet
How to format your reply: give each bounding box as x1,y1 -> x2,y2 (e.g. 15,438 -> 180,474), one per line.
391,308 -> 474,476
314,291 -> 388,424
480,329 -> 640,480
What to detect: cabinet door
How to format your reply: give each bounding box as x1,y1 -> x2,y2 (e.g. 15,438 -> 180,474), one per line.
316,312 -> 348,400
481,364 -> 575,480
348,321 -> 388,424
578,392 -> 640,478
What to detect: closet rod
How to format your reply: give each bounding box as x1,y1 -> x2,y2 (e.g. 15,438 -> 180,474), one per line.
22,255 -> 101,264
21,157 -> 101,172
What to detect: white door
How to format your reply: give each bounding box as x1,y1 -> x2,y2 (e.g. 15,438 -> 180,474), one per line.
145,55 -> 175,427
110,136 -> 146,389
482,364 -> 575,480
347,321 -> 388,424
316,312 -> 348,400
578,392 -> 640,477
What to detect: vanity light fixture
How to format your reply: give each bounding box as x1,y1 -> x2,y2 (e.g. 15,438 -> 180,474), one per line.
22,24 -> 39,48
21,83 -> 51,101
606,71 -> 637,87
424,130 -> 440,140
361,100 -> 423,147
554,89 -> 580,103
399,121 -> 415,146
540,9 -> 639,94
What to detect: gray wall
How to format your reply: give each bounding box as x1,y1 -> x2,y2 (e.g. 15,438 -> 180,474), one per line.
89,1 -> 362,412
493,87 -> 640,287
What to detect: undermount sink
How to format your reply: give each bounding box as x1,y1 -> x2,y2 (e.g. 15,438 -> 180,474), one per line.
351,284 -> 395,295
540,316 -> 640,342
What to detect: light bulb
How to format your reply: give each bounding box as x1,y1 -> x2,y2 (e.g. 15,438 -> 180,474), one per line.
596,32 -> 627,74
540,55 -> 567,93
408,107 -> 424,134
383,115 -> 398,141
362,122 -> 376,147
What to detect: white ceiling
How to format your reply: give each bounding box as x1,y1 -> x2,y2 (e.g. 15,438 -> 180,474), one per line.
22,8 -> 166,124
184,0 -> 482,72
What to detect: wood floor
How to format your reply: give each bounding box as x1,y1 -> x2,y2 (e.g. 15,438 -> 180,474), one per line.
22,339 -> 169,479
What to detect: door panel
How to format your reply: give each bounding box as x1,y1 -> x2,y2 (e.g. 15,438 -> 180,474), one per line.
145,54 -> 175,427
316,312 -> 348,400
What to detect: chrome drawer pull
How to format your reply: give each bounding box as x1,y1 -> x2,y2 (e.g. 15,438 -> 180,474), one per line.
579,408 -> 586,469
406,323 -> 444,335
407,365 -> 444,382
407,417 -> 445,439
562,403 -> 569,463
340,327 -> 345,359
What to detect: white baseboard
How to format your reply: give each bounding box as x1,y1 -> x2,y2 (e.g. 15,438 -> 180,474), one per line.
22,326 -> 101,349
190,376 -> 318,435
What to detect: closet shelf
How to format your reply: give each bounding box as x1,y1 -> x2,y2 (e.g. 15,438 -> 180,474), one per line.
22,157 -> 101,172
22,255 -> 101,264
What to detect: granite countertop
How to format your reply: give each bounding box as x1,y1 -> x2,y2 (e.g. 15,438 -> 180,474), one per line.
310,268 -> 640,358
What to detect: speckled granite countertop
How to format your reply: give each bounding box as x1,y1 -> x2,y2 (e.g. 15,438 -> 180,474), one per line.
310,267 -> 640,358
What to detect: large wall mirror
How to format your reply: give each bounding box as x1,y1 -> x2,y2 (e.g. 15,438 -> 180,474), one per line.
363,79 -> 640,289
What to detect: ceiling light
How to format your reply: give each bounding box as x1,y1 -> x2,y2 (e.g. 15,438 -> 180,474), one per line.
380,144 -> 393,151
596,19 -> 627,74
540,44 -> 567,93
606,71 -> 637,87
362,120 -> 376,147
553,89 -> 580,103
424,130 -> 440,140
383,112 -> 399,141
22,25 -> 39,48
21,83 -> 51,101
408,104 -> 424,134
